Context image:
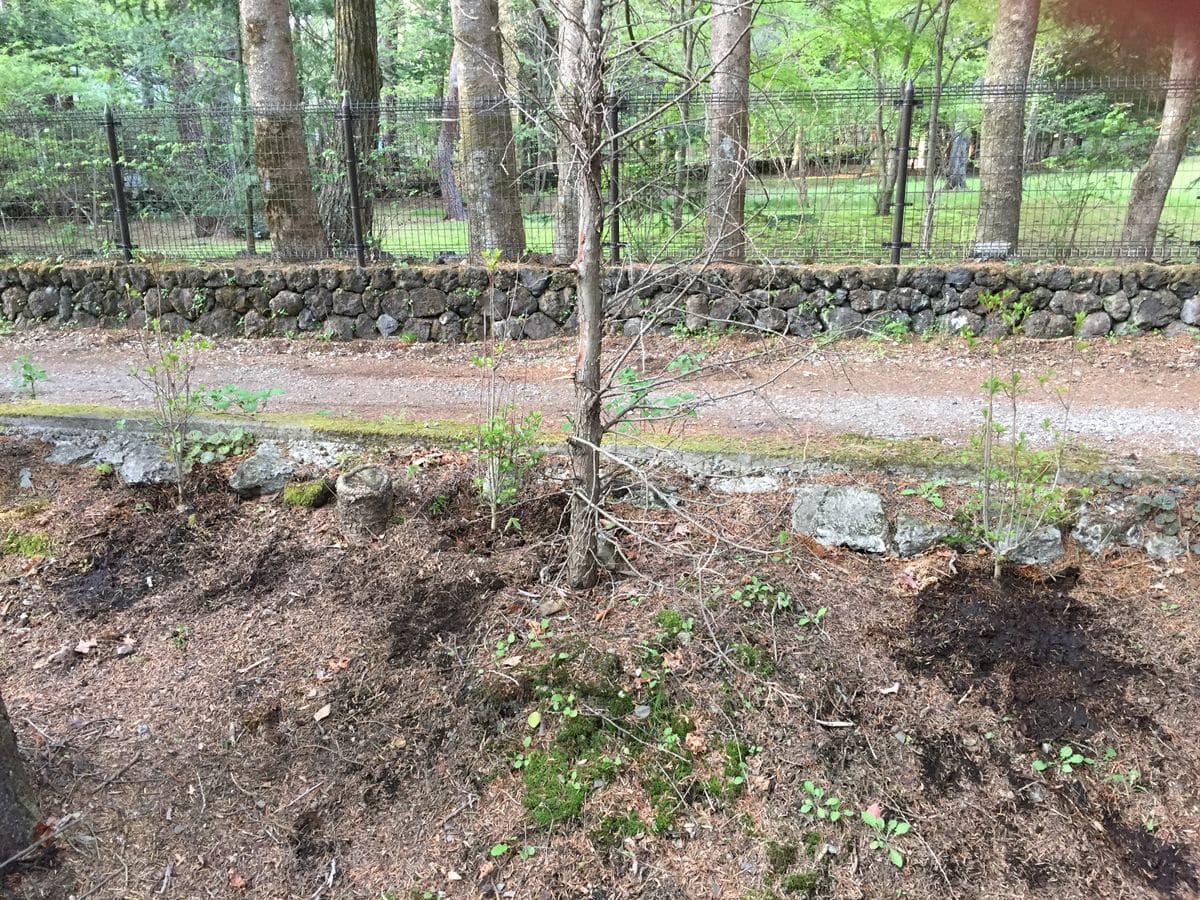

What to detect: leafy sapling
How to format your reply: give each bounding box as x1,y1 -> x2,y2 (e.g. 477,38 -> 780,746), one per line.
11,355 -> 47,398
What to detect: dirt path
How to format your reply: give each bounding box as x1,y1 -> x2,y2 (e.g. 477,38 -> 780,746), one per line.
1,329 -> 1198,456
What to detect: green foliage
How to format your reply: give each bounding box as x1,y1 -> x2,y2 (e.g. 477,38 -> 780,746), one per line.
653,609 -> 693,648
169,623 -> 190,651
799,781 -> 844,823
590,810 -> 645,850
11,355 -> 47,398
521,750 -> 588,827
1032,743 -> 1097,776
860,809 -> 910,868
183,426 -> 254,467
732,576 -> 793,612
900,479 -> 947,509
471,404 -> 542,526
1,528 -> 49,557
766,841 -> 798,874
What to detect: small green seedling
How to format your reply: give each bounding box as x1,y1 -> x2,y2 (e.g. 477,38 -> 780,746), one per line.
800,781 -> 844,822
1032,744 -> 1096,775
12,355 -> 47,398
900,479 -> 947,508
861,808 -> 910,868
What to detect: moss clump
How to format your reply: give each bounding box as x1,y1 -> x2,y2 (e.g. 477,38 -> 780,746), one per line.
781,873 -> 821,895
283,479 -> 330,508
766,841 -> 798,874
590,810 -> 645,850
522,750 -> 587,827
1,529 -> 49,557
803,830 -> 822,855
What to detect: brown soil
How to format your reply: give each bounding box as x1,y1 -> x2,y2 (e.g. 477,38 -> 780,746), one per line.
2,329 -> 1199,455
1,437 -> 1198,899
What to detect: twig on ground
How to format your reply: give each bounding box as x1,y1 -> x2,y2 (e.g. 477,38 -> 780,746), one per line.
96,752 -> 142,790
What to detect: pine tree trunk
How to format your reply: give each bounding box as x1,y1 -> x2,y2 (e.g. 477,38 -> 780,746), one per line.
435,48 -> 467,221
241,0 -> 329,259
0,694 -> 39,862
553,0 -> 585,261
1121,25 -> 1200,258
973,0 -> 1040,255
565,0 -> 605,589
450,0 -> 527,260
704,0 -> 751,261
320,0 -> 381,254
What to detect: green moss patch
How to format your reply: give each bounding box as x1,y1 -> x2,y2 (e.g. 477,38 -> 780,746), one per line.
2,528 -> 50,557
283,479 -> 330,509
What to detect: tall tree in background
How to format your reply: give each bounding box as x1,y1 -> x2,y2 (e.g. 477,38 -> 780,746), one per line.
704,0 -> 752,261
450,0 -> 526,259
553,0 -> 584,261
434,47 -> 467,220
0,693 -> 39,863
320,0 -> 381,251
240,0 -> 329,258
973,0 -> 1040,254
1121,22 -> 1200,257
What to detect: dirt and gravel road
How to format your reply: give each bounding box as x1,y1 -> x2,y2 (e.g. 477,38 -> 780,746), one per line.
1,328 -> 1198,456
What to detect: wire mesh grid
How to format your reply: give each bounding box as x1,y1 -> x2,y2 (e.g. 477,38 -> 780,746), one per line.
0,77 -> 1197,265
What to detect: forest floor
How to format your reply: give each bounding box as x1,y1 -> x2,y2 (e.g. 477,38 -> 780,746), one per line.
0,328 -> 1199,460
0,431 -> 1198,900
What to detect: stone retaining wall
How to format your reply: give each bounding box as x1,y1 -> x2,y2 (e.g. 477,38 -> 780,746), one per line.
2,261 -> 1198,341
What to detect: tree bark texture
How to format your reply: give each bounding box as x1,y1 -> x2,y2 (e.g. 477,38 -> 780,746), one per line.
973,0 -> 1040,254
240,0 -> 329,260
704,0 -> 751,262
564,0 -> 605,589
553,0 -> 585,261
450,0 -> 527,260
336,465 -> 394,540
1121,24 -> 1200,258
320,0 -> 382,252
0,694 -> 39,862
435,48 -> 467,221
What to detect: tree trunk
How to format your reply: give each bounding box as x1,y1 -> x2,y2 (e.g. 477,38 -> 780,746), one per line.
450,0 -> 527,260
435,48 -> 467,221
553,0 -> 585,261
0,694 -> 39,863
320,0 -> 381,254
1121,24 -> 1200,258
920,0 -> 952,254
973,0 -> 1040,255
565,0 -> 605,589
241,0 -> 329,260
704,0 -> 751,261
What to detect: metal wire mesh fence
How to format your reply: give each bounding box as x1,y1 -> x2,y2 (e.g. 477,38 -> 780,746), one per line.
1,77 -> 1197,265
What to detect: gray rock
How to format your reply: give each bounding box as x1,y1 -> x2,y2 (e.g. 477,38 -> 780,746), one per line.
1077,311 -> 1112,339
945,310 -> 984,336
944,267 -> 973,290
330,289 -> 364,317
26,287 -> 59,319
522,312 -> 558,340
1009,526 -> 1063,566
1163,321 -> 1198,338
197,308 -> 240,337
376,313 -> 400,337
1131,291 -> 1180,329
228,442 -> 293,497
47,442 -> 94,465
353,313 -> 377,339
118,442 -> 176,486
410,287 -> 447,318
755,307 -> 788,333
270,290 -> 305,317
911,309 -> 936,335
1050,291 -> 1101,315
1102,293 -> 1131,322
323,315 -> 357,341
1098,271 -> 1122,296
1144,532 -> 1184,560
1071,504 -> 1139,555
711,475 -> 780,494
18,468 -> 32,490
242,309 -> 268,337
894,512 -> 952,557
791,485 -> 888,553
297,308 -> 323,331
820,307 -> 864,335
519,270 -> 552,296
1181,297 -> 1200,326
1023,310 -> 1072,339
508,286 -> 538,318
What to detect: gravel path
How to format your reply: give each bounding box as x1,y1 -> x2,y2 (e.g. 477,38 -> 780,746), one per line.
2,329 -> 1198,457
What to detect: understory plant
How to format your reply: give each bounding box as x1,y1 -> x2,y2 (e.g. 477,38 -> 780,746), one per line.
131,317 -> 281,504
969,292 -> 1073,579
11,355 -> 47,398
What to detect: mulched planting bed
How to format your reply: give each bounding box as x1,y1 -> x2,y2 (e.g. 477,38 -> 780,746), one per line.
0,435 -> 1197,899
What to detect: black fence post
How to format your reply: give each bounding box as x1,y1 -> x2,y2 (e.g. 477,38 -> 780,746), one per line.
887,80 -> 918,266
339,94 -> 367,268
103,106 -> 133,261
607,92 -> 621,263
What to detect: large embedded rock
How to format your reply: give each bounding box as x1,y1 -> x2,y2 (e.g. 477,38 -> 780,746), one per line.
1008,525 -> 1063,566
791,485 -> 888,553
894,512 -> 952,557
228,442 -> 294,497
118,442 -> 176,486
0,695 -> 40,862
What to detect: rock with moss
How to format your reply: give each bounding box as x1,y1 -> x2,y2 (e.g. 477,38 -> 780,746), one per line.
283,479 -> 331,509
